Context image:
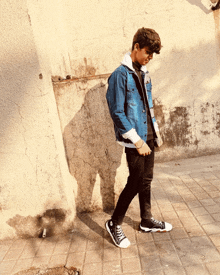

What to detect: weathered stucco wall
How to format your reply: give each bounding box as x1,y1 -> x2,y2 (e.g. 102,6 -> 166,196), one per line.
0,0 -> 220,238
0,0 -> 76,240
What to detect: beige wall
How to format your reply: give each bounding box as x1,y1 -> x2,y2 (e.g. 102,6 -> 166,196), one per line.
0,0 -> 220,238
0,0 -> 76,239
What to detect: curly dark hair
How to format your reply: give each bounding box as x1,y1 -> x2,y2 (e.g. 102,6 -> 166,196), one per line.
132,27 -> 162,54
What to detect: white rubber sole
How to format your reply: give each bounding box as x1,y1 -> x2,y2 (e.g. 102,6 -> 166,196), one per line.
140,222 -> 173,233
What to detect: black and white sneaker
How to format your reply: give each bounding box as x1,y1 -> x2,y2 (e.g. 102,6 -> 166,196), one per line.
105,220 -> 130,248
140,217 -> 172,232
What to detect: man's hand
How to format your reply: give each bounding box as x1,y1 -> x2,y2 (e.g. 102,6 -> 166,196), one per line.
135,139 -> 151,156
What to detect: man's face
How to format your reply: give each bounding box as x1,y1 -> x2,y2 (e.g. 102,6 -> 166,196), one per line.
135,44 -> 153,66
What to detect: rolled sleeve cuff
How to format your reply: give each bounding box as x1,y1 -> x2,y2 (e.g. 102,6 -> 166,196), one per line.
122,128 -> 141,144
154,122 -> 159,132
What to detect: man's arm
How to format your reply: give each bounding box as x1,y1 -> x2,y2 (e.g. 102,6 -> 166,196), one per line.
106,69 -> 158,155
106,70 -> 140,144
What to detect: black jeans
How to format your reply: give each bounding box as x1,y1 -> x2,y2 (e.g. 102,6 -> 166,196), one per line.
112,139 -> 155,225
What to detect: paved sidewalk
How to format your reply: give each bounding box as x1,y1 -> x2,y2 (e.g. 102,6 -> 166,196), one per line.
1,154 -> 220,275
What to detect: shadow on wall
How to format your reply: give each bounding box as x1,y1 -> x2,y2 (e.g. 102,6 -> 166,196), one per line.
187,0 -> 220,12
185,0 -> 212,13
63,83 -> 123,213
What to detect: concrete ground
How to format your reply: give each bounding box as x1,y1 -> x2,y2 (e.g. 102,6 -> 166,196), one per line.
1,154 -> 220,275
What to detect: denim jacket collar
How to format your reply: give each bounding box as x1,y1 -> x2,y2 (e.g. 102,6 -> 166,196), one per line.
121,52 -> 148,73
121,52 -> 151,84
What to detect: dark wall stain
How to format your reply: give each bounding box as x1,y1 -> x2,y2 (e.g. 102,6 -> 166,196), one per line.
27,11 -> 32,26
69,57 -> 97,78
7,208 -> 67,238
154,101 -> 192,148
200,102 -> 220,138
154,100 -> 220,151
164,107 -> 191,147
201,102 -> 209,125
201,130 -> 210,135
194,138 -> 199,146
83,57 -> 96,76
37,208 -> 66,237
201,102 -> 210,113
216,112 -> 220,136
7,215 -> 42,238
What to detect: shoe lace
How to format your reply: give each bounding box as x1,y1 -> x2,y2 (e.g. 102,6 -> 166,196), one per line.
151,217 -> 163,226
116,225 -> 126,241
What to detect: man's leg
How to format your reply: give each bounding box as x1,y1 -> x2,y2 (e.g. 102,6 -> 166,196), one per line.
112,140 -> 154,224
111,147 -> 146,224
139,140 -> 172,232
139,139 -> 154,220
106,146 -> 145,248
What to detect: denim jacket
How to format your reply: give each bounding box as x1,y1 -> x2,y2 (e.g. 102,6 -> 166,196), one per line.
106,53 -> 159,148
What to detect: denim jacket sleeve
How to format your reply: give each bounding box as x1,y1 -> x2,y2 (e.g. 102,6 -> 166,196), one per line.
106,68 -> 140,143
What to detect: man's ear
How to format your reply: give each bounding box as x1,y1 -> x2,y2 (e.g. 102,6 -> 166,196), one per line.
134,43 -> 140,51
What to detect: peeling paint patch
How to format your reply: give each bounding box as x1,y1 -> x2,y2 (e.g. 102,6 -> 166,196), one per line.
70,57 -> 97,79
83,57 -> 96,76
7,208 -> 67,238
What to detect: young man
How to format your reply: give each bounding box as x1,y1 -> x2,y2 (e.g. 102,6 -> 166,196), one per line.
106,28 -> 172,249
